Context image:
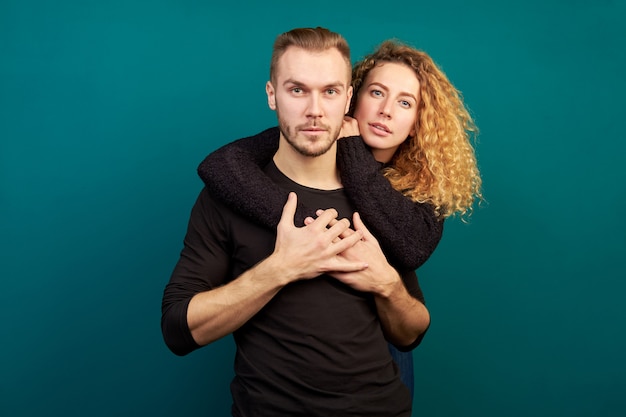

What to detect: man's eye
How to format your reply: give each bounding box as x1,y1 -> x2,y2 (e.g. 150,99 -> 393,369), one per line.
291,87 -> 302,94
326,89 -> 338,95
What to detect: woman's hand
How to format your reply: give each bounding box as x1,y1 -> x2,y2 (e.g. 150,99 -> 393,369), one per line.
339,116 -> 360,139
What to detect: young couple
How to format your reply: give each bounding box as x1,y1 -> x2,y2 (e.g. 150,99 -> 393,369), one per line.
162,27 -> 481,417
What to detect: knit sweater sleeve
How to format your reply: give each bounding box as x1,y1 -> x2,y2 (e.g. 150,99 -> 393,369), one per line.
197,127 -> 314,228
337,136 -> 444,271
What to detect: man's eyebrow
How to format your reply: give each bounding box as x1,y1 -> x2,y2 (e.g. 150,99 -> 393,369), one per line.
282,79 -> 304,87
283,78 -> 346,89
323,82 -> 346,90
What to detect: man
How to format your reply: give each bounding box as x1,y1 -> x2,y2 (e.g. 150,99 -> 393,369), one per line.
161,27 -> 430,416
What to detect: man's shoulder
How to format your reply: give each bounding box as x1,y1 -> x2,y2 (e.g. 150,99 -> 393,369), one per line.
231,126 -> 280,149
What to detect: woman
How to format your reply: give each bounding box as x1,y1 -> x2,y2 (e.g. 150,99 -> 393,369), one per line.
339,40 -> 481,222
197,39 -> 482,397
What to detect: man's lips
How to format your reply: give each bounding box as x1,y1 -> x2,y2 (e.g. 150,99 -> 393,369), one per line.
300,125 -> 328,133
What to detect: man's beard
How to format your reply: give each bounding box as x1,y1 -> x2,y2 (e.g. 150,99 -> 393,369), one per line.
276,110 -> 339,157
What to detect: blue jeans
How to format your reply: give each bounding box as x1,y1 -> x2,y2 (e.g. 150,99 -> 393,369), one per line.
388,344 -> 414,398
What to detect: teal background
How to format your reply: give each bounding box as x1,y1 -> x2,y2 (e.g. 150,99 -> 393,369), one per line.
1,0 -> 624,416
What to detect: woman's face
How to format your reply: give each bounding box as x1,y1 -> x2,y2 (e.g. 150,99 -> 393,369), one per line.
353,62 -> 420,163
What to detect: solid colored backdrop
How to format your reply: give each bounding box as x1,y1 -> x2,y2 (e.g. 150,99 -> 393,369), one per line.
1,1 -> 624,416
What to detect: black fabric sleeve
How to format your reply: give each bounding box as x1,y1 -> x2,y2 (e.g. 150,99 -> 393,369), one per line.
198,129 -> 443,271
197,126 -> 316,228
393,269 -> 429,351
161,188 -> 232,356
337,136 -> 444,270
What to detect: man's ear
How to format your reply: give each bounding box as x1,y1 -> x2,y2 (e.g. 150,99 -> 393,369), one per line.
344,85 -> 353,114
266,81 -> 276,110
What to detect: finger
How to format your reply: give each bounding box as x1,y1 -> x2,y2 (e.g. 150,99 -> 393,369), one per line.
326,217 -> 352,240
353,212 -> 376,243
319,212 -> 341,243
310,207 -> 339,231
316,209 -> 356,240
317,210 -> 340,228
331,227 -> 364,253
329,260 -> 369,273
308,210 -> 346,243
331,218 -> 358,241
326,218 -> 351,244
278,192 -> 297,228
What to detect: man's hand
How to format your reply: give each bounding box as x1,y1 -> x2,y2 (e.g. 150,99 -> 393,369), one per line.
305,209 -> 430,346
339,115 -> 360,139
304,209 -> 399,295
271,192 -> 368,283
333,212 -> 401,295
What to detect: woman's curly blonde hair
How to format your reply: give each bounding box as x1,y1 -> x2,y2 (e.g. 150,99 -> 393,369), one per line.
350,40 -> 482,219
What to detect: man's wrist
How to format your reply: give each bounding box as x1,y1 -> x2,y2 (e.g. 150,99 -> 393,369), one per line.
375,269 -> 404,299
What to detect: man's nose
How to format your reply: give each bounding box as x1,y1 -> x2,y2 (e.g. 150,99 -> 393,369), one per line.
306,94 -> 323,118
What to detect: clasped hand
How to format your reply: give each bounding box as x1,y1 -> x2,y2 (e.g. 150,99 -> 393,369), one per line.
273,192 -> 367,282
275,192 -> 398,295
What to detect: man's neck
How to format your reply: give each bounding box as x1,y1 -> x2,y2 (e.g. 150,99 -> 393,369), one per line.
273,141 -> 342,190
